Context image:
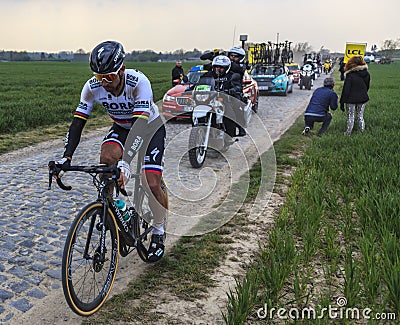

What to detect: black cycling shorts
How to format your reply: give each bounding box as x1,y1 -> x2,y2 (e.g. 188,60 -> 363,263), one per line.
102,123 -> 166,175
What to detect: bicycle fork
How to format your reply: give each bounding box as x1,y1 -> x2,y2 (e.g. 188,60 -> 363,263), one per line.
77,205 -> 108,272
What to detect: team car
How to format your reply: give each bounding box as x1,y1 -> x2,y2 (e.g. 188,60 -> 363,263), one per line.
162,65 -> 207,120
162,65 -> 259,119
250,63 -> 293,96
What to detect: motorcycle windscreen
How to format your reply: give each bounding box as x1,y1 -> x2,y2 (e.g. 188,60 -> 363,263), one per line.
218,92 -> 252,129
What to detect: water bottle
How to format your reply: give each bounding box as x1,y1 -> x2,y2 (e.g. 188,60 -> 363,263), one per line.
114,198 -> 131,223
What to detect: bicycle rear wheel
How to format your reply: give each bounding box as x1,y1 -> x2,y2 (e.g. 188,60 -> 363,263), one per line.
133,178 -> 169,262
62,202 -> 119,316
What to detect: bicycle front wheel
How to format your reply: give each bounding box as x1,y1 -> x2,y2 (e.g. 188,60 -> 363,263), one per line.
61,202 -> 119,316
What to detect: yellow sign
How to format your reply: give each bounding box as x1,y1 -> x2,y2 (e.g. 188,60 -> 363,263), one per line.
344,42 -> 367,63
247,45 -> 256,65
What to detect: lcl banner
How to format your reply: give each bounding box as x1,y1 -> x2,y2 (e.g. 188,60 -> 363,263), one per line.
344,42 -> 367,63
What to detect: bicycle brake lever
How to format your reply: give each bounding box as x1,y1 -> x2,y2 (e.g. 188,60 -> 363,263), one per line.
56,178 -> 72,191
48,160 -> 72,191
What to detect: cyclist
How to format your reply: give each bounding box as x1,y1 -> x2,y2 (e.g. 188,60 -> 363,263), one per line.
56,41 -> 167,263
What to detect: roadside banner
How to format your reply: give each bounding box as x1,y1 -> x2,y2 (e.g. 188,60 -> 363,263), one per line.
344,42 -> 367,63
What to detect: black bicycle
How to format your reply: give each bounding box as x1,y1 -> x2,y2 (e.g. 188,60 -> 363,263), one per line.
48,156 -> 168,316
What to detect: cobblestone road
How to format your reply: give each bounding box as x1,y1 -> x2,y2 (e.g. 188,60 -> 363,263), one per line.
0,77 -> 325,323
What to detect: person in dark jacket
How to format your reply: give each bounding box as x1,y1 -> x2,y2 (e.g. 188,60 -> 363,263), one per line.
228,46 -> 247,77
199,55 -> 244,139
227,46 -> 248,136
339,56 -> 345,81
339,56 -> 370,135
171,60 -> 187,86
302,77 -> 338,136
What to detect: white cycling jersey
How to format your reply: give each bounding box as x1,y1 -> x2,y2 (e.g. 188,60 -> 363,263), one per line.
74,68 -> 160,129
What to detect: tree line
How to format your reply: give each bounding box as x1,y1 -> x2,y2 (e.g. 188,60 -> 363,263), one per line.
0,48 -> 205,62
1,39 -> 399,62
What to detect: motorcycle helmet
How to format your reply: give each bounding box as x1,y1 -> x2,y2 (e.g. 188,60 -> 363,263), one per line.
228,46 -> 246,63
90,41 -> 125,74
212,55 -> 231,76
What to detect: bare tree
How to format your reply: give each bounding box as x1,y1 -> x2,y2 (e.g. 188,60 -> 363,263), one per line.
293,42 -> 313,53
75,48 -> 87,54
381,39 -> 399,59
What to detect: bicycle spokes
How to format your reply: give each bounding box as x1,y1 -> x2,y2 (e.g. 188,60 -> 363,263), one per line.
62,203 -> 118,315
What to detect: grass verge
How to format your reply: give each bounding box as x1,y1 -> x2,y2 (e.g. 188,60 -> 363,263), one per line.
224,62 -> 400,324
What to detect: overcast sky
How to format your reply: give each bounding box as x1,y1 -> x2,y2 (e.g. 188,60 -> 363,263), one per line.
1,0 -> 398,54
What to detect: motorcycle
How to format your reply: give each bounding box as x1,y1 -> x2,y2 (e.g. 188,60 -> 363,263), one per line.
323,62 -> 332,74
178,76 -> 251,168
299,64 -> 314,90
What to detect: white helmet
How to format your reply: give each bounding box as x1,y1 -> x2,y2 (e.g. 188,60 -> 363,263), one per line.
212,55 -> 231,75
228,46 -> 246,62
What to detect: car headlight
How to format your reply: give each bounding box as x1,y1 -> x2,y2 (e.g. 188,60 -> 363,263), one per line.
163,94 -> 176,102
195,93 -> 210,102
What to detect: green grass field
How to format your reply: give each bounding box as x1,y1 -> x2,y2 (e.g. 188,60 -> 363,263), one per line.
0,61 -> 188,135
224,62 -> 400,323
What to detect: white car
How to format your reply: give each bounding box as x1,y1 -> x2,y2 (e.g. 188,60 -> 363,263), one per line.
364,52 -> 375,63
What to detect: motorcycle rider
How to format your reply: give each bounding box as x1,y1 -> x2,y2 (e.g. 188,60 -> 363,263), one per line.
323,59 -> 332,74
199,55 -> 244,141
300,59 -> 315,87
55,41 -> 167,263
228,46 -> 247,77
228,46 -> 249,136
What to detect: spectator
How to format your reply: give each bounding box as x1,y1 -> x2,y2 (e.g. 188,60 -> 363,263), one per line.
171,60 -> 187,86
339,56 -> 370,135
302,77 -> 338,136
339,56 -> 345,81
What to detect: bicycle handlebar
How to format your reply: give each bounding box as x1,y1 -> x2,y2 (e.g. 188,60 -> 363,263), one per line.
48,161 -> 127,195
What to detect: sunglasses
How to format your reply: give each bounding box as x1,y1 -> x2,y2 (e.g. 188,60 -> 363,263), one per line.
94,65 -> 122,83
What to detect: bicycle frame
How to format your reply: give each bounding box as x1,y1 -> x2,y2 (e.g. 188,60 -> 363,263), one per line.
48,158 -> 151,256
